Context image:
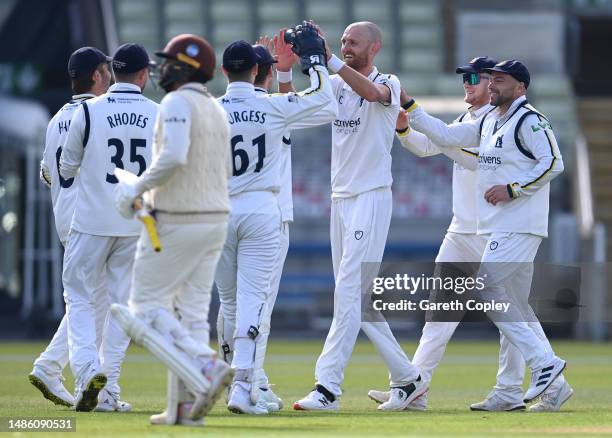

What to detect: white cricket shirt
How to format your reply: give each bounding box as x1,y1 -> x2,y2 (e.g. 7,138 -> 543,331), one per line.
60,82 -> 158,236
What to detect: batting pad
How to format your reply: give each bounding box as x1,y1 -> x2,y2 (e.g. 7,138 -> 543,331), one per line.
111,304 -> 211,395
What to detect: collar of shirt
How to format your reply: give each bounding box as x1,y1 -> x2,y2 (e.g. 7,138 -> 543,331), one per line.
254,86 -> 268,94
71,93 -> 96,102
177,82 -> 209,94
225,82 -> 256,97
367,66 -> 380,81
108,82 -> 142,94
494,95 -> 527,123
469,103 -> 494,119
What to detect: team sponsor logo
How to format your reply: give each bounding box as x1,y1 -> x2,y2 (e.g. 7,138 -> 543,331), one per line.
165,116 -> 186,123
478,154 -> 502,171
107,97 -> 116,103
355,230 -> 364,240
334,117 -> 360,134
531,121 -> 552,132
489,241 -> 498,251
494,135 -> 504,148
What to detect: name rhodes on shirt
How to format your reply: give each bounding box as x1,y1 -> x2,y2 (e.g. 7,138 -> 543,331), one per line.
106,112 -> 150,129
334,117 -> 361,134
478,154 -> 502,170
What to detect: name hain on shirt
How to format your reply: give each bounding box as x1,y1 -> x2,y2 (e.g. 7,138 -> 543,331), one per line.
106,112 -> 150,129
227,110 -> 267,125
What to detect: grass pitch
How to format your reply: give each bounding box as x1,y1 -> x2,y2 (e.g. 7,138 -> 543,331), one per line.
1,339 -> 611,437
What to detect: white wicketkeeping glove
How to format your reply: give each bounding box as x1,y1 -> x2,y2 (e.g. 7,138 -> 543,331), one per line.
113,169 -> 141,219
39,162 -> 51,188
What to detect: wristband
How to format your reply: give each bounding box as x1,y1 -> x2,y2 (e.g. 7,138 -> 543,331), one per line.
395,126 -> 410,136
276,69 -> 292,83
328,54 -> 345,73
402,98 -> 417,112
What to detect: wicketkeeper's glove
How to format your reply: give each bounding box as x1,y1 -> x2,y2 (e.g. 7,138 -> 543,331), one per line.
288,21 -> 327,74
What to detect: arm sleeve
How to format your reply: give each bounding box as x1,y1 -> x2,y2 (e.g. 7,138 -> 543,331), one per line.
408,105 -> 481,149
397,128 -> 478,170
272,65 -> 337,130
509,114 -> 564,198
40,120 -> 54,187
396,128 -> 442,157
59,104 -> 87,179
134,96 -> 191,194
376,74 -> 400,107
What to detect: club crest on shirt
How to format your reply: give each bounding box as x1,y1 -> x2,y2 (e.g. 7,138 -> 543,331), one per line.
495,135 -> 504,148
355,230 -> 364,240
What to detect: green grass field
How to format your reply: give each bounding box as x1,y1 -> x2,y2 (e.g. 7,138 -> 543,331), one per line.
1,340 -> 611,437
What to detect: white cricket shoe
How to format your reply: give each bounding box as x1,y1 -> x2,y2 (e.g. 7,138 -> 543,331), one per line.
470,391 -> 525,411
227,382 -> 269,415
260,384 -> 283,411
528,380 -> 574,412
523,357 -> 566,403
150,404 -> 205,426
28,368 -> 74,407
95,388 -> 132,412
367,389 -> 427,411
189,358 -> 234,420
378,377 -> 428,411
293,385 -> 339,411
75,372 -> 107,412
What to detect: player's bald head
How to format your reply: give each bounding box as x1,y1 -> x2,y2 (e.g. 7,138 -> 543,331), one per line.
345,21 -> 382,45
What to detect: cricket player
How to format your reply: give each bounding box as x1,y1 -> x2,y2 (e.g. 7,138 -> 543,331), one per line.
216,36 -> 336,412
367,56 -> 497,411
60,43 -> 158,411
111,34 -> 233,426
403,59 -> 570,406
29,47 -> 113,409
215,28 -> 336,414
294,21 -> 425,412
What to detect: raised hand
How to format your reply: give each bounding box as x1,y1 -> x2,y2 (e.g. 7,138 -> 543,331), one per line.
273,29 -> 298,72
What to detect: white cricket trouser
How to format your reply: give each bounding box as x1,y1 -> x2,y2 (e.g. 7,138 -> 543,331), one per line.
478,233 -> 556,376
316,187 -> 419,397
129,219 -> 228,345
63,231 -> 136,394
254,221 -> 290,388
34,283 -> 108,378
412,232 -> 486,385
215,192 -> 281,372
482,232 -> 565,404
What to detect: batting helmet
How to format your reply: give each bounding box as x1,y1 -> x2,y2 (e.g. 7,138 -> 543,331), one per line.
155,34 -> 215,91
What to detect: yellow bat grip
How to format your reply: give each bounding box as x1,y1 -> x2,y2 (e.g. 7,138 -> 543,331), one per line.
139,215 -> 161,252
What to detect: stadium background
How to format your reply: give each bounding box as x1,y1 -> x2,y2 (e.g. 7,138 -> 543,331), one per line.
0,0 -> 610,343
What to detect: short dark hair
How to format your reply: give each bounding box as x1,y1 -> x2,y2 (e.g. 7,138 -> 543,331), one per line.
71,62 -> 105,94
114,70 -> 141,84
254,63 -> 272,87
227,69 -> 254,83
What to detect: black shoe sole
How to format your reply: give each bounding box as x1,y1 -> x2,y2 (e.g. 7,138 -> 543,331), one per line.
470,404 -> 526,412
28,374 -> 73,407
76,374 -> 107,412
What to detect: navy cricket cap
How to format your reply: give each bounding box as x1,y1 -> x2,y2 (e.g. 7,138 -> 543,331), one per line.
455,56 -> 498,75
253,45 -> 277,66
223,40 -> 257,73
112,43 -> 154,74
68,47 -> 111,79
484,59 -> 531,88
